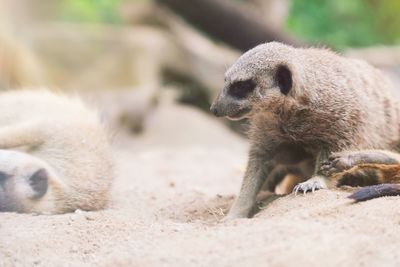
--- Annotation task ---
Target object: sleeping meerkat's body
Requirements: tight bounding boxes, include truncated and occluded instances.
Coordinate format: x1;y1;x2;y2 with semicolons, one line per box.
320;150;400;201
0;89;113;214
211;42;400;219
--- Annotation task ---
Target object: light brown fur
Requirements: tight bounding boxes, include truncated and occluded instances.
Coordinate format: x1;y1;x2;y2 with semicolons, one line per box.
211;42;400;219
0;89;114;214
320;150;400;201
333;164;400;186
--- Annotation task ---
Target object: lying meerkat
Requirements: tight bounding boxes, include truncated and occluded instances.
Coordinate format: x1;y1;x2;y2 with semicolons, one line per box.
320;150;400;201
210;42;400;219
0;89;113;214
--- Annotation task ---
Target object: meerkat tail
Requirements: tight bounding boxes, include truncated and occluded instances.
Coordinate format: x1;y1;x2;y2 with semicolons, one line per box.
348;184;400;201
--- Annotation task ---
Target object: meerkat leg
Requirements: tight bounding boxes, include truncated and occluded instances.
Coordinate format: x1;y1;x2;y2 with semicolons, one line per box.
0;121;45;149
225;148;274;220
264;165;308;194
293;148;330;194
262;165;289;192
320;150;400;177
275;173;305;195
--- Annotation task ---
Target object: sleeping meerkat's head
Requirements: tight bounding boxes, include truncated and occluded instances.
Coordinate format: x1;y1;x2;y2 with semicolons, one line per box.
0;150;61;214
210;42;296;120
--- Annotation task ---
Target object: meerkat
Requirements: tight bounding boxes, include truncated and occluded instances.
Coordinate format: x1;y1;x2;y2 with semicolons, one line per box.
0;89;113;214
319;150;400;201
210;42;400;219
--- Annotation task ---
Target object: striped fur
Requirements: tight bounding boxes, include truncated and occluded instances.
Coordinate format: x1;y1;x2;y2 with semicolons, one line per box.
332;164;400;201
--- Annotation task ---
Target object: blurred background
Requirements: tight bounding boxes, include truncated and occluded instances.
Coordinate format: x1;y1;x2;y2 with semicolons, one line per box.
0;0;399;138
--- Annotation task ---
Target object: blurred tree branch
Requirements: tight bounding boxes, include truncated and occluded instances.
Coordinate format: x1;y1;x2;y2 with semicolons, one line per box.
155;0;304;51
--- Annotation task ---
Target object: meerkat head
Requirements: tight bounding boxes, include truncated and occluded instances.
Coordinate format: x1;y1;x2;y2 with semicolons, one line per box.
210;42;296;120
0;150;60;213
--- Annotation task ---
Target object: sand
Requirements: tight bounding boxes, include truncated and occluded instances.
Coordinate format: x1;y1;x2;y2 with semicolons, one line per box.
1;101;400;267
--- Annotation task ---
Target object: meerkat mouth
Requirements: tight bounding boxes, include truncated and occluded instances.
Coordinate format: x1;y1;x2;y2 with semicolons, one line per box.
227;108;251;121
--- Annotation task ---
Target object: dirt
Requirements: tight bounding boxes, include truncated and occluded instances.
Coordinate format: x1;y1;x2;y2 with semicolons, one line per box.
1;101;400;267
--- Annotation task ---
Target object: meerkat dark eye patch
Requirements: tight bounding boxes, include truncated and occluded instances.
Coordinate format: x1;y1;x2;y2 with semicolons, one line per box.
228;79;256;99
0;171;7;186
276;65;292;95
28;168;48;199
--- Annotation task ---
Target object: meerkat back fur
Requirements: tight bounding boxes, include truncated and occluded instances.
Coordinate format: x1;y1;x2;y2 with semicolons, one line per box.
0;89;113;214
211;42;400;219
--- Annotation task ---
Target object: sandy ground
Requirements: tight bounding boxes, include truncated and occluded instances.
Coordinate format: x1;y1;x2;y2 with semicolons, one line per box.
1;101;400;267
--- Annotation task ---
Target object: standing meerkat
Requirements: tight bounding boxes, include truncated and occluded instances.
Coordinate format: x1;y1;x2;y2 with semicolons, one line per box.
211;42;400;219
0;89;113;214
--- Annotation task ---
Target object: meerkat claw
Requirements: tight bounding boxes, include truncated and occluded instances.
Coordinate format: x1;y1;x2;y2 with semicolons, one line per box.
294;185;301;196
320;159;340;176
293;179;326;195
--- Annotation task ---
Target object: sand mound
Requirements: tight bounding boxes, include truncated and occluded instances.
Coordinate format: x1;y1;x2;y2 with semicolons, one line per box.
1;102;400;267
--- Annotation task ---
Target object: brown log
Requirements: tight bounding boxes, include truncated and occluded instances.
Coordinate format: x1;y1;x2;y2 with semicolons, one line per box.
155;0;303;51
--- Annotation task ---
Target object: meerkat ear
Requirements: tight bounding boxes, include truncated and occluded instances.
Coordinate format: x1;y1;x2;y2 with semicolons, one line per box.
28;168;48;199
275;64;293;95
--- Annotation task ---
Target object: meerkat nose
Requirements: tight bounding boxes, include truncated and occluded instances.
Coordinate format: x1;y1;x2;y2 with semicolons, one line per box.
210;104;220;116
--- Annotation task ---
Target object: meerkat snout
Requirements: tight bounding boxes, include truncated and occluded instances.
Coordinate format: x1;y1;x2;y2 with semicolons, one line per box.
0;150;56;213
209;102;220;116
210;79;256;120
0;168;48;212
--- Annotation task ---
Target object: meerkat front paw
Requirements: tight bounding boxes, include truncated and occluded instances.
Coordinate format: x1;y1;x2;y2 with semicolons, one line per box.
320;152;355;176
293;175;328;194
222;205;253;221
221;213;244;222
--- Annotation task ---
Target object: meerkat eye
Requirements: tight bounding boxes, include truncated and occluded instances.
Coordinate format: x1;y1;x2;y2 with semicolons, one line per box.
228;79;256;99
28;168;48;199
276;65;292;95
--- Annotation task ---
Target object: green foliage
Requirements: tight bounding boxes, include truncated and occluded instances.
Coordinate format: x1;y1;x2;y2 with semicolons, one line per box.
287;0;400;49
59;0;129;23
